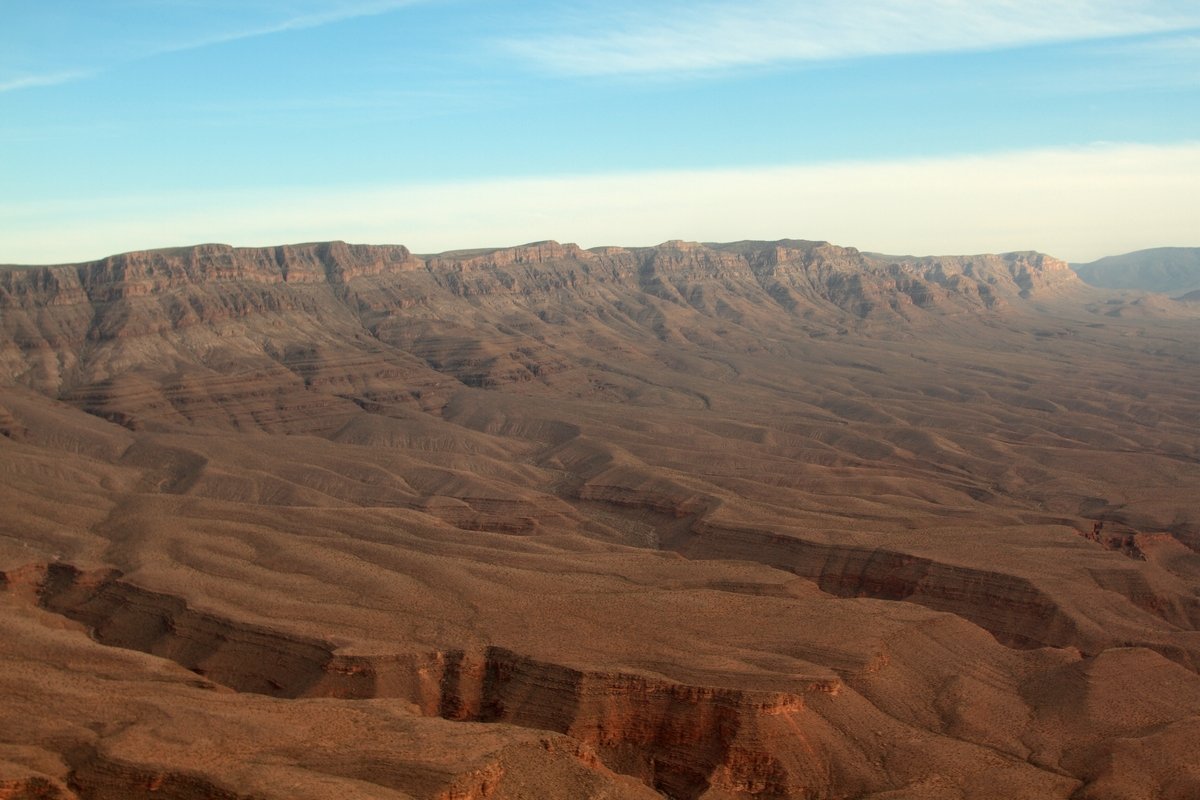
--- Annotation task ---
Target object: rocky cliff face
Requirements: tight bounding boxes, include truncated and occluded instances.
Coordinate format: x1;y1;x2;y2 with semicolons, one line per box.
0;239;1076;392
0;240;1082;440
0;558;1148;800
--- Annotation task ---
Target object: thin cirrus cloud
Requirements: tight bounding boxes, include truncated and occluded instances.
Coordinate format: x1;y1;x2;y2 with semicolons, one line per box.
144;0;428;58
3;142;1197;265
0;0;425;93
0;70;91;94
502;0;1200;76
1069;33;1200;90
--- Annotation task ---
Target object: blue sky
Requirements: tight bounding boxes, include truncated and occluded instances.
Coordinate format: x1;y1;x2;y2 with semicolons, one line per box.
3;0;1199;263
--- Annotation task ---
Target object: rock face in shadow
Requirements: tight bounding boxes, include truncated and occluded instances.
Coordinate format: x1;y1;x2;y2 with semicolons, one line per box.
1;238;1199;799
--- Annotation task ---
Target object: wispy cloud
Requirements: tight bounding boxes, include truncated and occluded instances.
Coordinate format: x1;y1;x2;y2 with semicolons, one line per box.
146;0;427;57
503;0;1200;76
1067;32;1200;91
0;71;91;93
4;142;1199;264
0;1;426;94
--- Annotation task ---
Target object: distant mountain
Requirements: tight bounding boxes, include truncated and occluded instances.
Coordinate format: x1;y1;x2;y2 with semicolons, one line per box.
0;240;1082;400
1073;247;1200;297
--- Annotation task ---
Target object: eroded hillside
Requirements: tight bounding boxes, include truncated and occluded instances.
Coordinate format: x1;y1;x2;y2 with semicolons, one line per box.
2;239;1199;799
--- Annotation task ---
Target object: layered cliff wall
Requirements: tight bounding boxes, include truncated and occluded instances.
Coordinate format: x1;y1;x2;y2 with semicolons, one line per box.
0;239;1079;395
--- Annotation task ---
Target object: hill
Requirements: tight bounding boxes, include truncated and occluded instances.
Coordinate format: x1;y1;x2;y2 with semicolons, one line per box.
1073;246;1200;297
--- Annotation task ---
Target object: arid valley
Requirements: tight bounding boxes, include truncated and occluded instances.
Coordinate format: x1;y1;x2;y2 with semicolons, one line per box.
1;238;1199;799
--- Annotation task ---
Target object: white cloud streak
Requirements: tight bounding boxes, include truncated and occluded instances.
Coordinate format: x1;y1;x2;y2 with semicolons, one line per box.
0;1;424;94
3;142;1198;265
0;71;91;93
504;0;1200;75
146;0;426;57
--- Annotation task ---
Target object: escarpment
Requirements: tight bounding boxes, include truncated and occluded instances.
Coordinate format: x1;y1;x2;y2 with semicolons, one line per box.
2;237;1199;798
0;561;1135;800
0;239;1078;396
668;518;1200;671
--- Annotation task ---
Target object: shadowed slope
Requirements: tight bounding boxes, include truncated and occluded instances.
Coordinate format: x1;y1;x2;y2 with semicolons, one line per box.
1073;247;1200;296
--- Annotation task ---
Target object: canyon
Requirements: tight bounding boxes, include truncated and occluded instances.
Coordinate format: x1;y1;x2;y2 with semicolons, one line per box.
1;238;1199;799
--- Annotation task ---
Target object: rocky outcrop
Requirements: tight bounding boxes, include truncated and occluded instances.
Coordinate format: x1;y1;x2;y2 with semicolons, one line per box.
0;562;878;799
0;776;72;800
7;556;1116;800
0;777;70;800
679;521;1073;646
67;749;251;800
669;518;1200;672
448;648;835;800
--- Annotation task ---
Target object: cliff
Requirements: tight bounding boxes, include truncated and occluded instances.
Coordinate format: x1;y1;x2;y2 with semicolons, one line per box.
0;239;1077;394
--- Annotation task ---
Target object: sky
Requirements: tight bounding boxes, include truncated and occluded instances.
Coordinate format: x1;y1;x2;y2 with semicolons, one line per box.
2;0;1199;264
